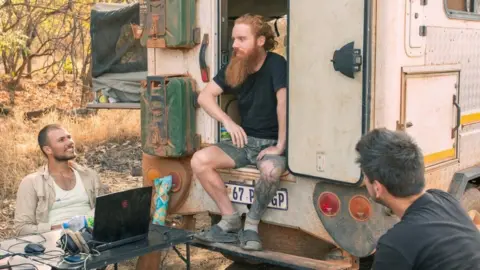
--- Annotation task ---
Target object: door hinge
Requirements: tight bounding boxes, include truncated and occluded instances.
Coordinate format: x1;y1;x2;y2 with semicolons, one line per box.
419;25;427;36
420;0;427;6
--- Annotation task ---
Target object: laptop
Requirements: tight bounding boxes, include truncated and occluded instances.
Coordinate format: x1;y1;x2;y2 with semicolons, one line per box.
91;186;153;251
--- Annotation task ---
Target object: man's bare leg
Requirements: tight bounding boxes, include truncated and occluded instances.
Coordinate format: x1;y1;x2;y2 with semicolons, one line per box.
241;155;286;250
191;146;242;234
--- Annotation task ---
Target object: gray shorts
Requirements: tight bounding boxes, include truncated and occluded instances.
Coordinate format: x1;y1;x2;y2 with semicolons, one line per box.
215;136;286;170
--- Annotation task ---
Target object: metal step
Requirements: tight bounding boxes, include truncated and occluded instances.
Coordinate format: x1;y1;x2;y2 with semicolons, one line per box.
190;240;352;270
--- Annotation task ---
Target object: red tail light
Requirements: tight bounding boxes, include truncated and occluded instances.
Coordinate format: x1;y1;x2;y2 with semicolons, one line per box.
318;192;341;217
349;195;372;221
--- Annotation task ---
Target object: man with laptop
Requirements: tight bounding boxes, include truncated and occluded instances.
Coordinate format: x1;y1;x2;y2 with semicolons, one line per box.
14;124;153;248
14;124;107;236
11;124;183;270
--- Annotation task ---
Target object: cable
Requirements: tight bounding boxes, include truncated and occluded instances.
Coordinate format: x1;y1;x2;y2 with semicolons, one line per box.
5;234;47;253
57;226;104;269
3;228;108;269
32;250;65;260
0;228;107;269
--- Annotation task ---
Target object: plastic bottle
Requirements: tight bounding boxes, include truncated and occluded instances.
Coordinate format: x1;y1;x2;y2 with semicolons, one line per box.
62;216;87;231
86;216;94;229
220;126;231;141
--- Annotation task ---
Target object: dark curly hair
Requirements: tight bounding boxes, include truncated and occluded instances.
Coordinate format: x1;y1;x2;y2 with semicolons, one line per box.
235;13;278;51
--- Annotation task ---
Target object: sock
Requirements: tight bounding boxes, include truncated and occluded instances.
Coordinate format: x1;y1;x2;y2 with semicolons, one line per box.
243;216;260;233
217;212;241;232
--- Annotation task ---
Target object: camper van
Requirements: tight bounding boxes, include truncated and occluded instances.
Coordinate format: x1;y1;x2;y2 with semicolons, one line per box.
88;0;480;269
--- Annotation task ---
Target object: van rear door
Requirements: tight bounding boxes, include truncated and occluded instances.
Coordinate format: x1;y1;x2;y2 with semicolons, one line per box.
287;0;372;184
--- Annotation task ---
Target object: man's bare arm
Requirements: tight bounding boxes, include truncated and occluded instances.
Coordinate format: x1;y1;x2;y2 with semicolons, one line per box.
198;81;248;147
197;81;231;125
276;88;287;151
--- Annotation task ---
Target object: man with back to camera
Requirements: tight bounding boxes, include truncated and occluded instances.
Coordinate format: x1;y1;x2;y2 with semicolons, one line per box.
355;128;480;269
14;124;105;236
191;13;287;251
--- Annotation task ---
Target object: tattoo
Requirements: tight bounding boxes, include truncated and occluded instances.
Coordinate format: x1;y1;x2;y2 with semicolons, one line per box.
248;157;286;220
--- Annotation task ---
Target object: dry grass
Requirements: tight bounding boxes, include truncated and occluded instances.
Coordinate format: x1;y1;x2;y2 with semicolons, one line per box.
0;109;140;200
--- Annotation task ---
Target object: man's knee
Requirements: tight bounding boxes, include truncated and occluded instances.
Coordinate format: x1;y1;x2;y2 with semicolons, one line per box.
191;149;213;174
258;158;286;182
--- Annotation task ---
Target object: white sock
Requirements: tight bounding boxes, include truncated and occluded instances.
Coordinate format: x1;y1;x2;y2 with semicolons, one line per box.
217;212;241;232
243;216;260;232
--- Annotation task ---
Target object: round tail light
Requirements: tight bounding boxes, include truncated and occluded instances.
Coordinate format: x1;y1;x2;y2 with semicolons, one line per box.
146;169;161;183
318;192;341;217
349;195;372;222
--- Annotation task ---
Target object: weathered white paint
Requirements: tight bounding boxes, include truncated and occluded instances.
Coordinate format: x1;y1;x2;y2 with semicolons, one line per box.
404;72;458;160
287;0;365;184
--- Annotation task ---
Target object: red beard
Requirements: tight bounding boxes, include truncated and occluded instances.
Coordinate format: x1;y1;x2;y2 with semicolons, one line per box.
225;47;262;88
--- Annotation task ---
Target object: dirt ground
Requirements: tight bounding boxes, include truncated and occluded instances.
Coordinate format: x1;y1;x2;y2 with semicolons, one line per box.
0;138;288;270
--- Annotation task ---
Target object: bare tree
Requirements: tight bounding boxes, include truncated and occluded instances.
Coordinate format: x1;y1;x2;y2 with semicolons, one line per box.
0;0;93;105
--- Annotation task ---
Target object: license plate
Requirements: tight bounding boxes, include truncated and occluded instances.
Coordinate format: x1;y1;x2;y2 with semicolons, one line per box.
225;183;288;211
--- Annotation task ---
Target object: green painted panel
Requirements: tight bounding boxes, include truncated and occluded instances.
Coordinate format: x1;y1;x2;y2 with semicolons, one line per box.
165;0;196;48
141;76;199;157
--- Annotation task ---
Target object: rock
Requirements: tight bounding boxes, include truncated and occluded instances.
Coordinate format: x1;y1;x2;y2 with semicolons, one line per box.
131;166;142;177
0;105;11;116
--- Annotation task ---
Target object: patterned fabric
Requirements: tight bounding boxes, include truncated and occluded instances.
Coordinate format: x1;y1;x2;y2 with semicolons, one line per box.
152;175;172;225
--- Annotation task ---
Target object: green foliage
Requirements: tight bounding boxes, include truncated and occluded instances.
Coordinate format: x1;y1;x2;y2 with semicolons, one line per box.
63;57;74;74
0;30;29;59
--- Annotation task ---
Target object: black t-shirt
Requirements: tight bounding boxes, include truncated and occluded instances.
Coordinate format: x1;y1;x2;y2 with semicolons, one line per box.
374;189;480;270
213;52;287;140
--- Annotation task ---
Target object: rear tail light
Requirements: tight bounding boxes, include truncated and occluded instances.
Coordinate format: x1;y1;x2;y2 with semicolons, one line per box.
349;195;372;222
318;192;341;217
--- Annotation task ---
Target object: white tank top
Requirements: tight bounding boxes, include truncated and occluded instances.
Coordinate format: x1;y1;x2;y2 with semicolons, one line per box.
48;169;92;225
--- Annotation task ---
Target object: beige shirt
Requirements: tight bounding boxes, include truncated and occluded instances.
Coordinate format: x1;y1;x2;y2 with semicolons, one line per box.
14;162;106;236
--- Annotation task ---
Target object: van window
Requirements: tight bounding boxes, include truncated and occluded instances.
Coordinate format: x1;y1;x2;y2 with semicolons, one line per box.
445;0;480;20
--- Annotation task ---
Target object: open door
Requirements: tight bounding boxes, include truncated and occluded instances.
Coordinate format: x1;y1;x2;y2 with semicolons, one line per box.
287;0;372;184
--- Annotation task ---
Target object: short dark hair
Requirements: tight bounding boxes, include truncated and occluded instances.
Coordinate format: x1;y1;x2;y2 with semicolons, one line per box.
38;124;63;156
355;128;425;197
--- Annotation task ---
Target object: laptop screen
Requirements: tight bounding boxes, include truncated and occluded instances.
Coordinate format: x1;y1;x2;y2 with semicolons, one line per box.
92;186;153;243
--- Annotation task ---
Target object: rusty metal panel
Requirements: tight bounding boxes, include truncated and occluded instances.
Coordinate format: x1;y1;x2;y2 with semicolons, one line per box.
139;0;197;48
141;76;200;157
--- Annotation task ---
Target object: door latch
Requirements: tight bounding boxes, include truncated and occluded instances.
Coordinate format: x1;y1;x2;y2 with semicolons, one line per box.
330;41;362;79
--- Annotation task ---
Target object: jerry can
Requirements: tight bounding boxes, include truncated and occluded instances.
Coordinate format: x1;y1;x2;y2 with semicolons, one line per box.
139;0;198;48
141;76;200;157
